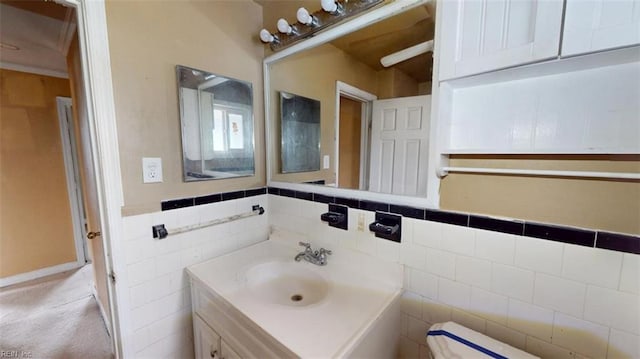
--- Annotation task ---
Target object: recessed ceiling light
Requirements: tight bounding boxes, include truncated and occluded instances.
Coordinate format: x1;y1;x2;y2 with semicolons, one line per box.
0;42;20;51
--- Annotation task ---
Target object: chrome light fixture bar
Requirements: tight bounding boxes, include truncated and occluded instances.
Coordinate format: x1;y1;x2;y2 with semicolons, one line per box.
260;0;384;52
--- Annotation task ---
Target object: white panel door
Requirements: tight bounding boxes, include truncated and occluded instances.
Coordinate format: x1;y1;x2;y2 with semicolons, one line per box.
194;315;221;359
369;96;431;196
439;0;564;81
562;0;640;57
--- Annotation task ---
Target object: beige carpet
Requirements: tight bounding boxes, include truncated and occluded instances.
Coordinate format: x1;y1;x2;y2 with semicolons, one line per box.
0;266;114;359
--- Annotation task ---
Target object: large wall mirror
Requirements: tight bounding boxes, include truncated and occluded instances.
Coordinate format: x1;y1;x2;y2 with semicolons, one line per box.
177;65;255;181
266;0;436;202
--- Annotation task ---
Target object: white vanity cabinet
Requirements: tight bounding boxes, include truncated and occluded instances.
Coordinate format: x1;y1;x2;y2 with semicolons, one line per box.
562;0;640;57
438;0;564;81
190;281;296;359
193;315;220;359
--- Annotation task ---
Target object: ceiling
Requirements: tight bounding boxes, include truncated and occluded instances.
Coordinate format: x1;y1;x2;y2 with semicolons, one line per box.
0;0;76;77
330;4;434;83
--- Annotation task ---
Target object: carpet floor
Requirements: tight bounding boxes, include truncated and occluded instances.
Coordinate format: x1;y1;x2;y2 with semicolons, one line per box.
0;265;113;359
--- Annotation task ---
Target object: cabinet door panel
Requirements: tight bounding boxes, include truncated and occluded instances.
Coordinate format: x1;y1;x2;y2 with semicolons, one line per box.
562;0;640;57
439;0;564;80
194;315;221;359
221;339;242;359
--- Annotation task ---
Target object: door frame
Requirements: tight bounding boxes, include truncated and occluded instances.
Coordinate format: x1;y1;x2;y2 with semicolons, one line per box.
56;0;127;357
56;97;88;266
335;81;377;189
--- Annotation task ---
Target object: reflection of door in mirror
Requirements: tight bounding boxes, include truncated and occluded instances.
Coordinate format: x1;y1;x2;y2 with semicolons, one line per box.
369;95;431;196
338;96;362;190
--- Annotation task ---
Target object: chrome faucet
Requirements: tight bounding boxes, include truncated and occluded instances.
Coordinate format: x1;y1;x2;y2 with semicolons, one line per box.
294;242;332;266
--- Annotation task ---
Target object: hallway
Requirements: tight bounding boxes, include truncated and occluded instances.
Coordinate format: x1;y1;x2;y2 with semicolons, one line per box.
0;265;113;359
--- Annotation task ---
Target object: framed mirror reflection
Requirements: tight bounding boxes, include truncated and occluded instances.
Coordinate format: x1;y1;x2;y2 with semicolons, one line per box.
176;65;255;181
280;91;321;174
266;1;435;197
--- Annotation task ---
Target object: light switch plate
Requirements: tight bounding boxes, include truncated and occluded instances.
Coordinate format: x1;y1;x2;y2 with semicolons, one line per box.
323;155;330;169
142;157;163;183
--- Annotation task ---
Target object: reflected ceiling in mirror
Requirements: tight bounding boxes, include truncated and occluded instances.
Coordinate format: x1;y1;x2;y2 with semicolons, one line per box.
176;65;255;181
266;2;434;195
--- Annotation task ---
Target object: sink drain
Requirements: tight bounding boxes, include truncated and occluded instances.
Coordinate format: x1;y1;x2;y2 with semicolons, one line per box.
290;294;303;302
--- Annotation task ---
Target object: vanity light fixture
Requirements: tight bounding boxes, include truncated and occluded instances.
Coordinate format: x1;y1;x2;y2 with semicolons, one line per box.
277;18;298;35
259;0;384;52
321;0;343;15
259;29;280;44
296;7;318;27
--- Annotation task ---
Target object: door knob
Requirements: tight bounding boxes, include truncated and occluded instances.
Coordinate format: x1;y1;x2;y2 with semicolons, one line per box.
87;231;101;239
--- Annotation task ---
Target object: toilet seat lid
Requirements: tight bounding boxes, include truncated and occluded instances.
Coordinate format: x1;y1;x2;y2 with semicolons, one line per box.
426;322;539;359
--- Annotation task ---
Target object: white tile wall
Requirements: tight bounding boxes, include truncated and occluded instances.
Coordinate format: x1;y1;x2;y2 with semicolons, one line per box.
619;253;640;295
118;194;640;358
119;195;269;358
269;195;640;359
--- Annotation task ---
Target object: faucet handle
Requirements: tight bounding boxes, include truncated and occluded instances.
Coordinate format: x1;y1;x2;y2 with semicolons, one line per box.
319;248;332;256
298;241;311;249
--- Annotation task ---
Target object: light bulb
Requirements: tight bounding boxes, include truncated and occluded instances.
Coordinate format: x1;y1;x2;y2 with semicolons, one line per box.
277;18;293;34
297;7;314;25
259;29;274;43
321;0;338;13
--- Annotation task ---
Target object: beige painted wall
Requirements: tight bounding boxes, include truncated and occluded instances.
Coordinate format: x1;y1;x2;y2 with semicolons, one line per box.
0;69;77;277
105;0;265;215
440;156;640;235
269;43;379;184
376;68;419;99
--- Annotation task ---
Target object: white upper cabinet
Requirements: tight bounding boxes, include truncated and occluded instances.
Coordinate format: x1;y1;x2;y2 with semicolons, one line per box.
562;0;640;57
439;0;564;81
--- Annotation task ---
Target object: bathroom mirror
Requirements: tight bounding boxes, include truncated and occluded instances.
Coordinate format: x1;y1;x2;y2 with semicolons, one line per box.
280;92;321;173
266;0;436;198
176;65;255;181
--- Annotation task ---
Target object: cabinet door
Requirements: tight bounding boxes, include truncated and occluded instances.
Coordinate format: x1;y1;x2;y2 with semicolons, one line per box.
221;339;242;359
194;315;221;359
562;0;640;57
439;0;564;80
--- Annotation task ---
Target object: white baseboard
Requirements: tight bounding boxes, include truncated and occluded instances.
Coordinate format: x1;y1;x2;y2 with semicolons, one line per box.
0;261;81;288
90;283;112;337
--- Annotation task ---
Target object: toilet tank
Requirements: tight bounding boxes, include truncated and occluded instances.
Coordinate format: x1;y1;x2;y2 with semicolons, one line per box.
426;322;539;359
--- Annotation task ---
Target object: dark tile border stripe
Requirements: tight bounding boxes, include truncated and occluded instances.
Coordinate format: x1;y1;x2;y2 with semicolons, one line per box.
245;188;267;197
295;191;313;201
469;215;524;236
596;232;640;254
390;205;425;220
194;194;221;206
426;209;469;227
313;193;335;204
524;222;595;247
266;186;639;255
222;190;244;201
359;200;389;212
161;197;194;211
162;187;267;212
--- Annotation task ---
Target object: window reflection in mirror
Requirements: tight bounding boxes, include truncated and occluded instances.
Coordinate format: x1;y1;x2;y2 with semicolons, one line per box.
176;65;255;181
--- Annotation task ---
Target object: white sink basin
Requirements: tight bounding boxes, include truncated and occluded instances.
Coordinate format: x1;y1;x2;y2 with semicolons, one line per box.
187;231;404;358
245;261;329;307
